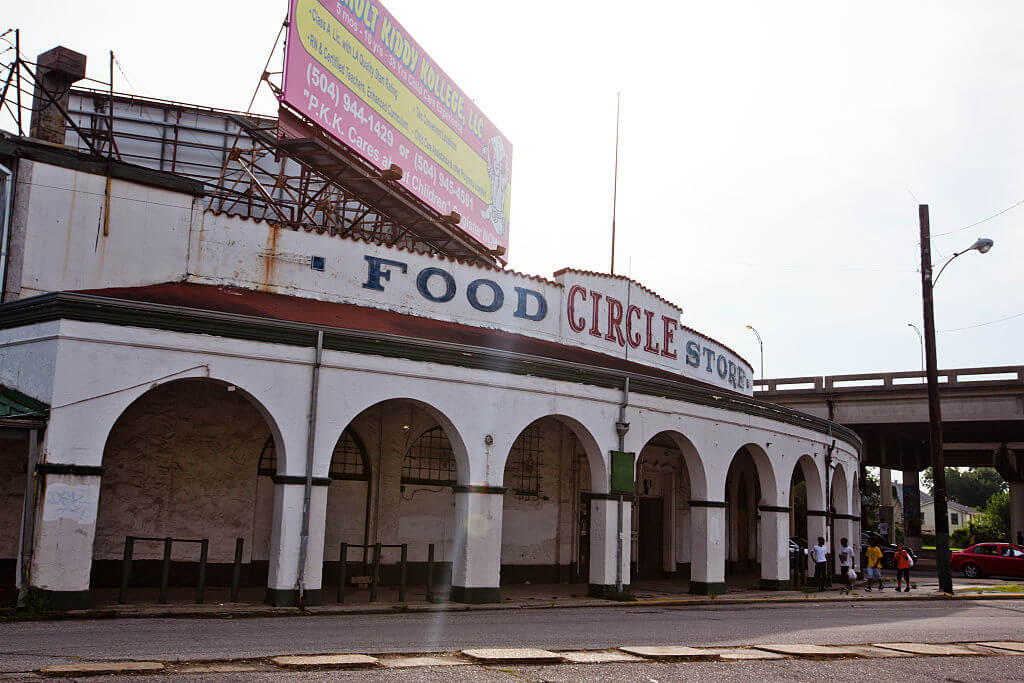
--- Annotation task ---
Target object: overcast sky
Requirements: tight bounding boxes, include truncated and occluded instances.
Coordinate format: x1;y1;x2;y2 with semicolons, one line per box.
4;1;1022;380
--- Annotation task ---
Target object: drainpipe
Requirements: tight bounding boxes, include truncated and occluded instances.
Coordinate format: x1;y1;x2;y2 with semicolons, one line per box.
0;162;14;301
614;378;631;592
825;437;836;576
297;330;323;608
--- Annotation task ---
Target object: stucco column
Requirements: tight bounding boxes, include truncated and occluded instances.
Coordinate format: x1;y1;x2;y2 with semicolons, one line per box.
29;468;103;610
758;506;790;590
588;495;631;597
265;481;328;607
688;501;726;595
451;487;504;604
1010;482;1024;546
902;469;923;554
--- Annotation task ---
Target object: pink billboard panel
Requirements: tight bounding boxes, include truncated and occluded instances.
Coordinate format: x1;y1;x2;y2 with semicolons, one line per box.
282;0;512;255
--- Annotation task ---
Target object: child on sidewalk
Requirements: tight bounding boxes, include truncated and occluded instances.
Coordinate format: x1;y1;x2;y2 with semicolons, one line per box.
865;539;884;592
895;544;912;592
838;537;855;595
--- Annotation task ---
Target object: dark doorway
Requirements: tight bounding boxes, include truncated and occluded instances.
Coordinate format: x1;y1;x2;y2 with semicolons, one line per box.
577;494;591;582
637;497;664;579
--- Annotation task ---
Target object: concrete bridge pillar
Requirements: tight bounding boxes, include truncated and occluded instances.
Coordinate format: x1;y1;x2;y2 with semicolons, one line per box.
879;468;894;541
687;502;726;595
1011;482;1024;547
902;469;923;553
757;506;790;590
450;487;504;604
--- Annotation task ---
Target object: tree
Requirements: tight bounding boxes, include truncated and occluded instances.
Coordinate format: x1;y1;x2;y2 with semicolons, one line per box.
922;467;1007;509
952;489;1012;547
982;490;1011;539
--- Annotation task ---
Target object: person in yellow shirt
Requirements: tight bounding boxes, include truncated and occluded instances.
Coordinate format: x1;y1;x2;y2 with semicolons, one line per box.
865;540;884;592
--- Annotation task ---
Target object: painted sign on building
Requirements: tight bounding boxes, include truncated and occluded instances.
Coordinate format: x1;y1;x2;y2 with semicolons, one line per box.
191;210;753;394
282;0;513;255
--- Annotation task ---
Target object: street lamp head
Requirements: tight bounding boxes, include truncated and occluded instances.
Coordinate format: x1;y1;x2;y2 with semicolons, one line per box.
969;238;994;254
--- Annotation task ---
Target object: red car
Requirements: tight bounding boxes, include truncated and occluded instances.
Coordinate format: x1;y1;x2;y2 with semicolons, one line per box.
951;543;1024;579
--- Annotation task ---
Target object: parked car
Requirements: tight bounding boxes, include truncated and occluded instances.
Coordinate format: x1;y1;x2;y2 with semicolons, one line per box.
860;532;917;569
951;543;1024;579
789;536;808;562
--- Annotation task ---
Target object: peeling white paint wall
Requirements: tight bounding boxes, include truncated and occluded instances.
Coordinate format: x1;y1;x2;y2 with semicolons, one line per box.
8;160;194;299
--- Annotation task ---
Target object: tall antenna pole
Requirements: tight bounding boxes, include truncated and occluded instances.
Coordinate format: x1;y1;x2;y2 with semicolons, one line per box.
610;91;621;275
15;29;23;136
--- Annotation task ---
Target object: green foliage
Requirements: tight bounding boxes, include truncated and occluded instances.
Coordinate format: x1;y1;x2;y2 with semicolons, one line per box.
923;467;1008;509
949;492;1011;548
983;490;1011;538
1;588;51;622
863;469;879;499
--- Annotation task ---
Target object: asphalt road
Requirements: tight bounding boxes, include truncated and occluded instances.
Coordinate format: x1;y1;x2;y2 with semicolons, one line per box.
2;599;1024;675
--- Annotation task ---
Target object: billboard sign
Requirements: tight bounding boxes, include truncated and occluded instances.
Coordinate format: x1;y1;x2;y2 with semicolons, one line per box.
282;0;512;255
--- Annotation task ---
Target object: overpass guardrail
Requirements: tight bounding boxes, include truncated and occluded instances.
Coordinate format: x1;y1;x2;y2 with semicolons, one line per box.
755;365;1024;394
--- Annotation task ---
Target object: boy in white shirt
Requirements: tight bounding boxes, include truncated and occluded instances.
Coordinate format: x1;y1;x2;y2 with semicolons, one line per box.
811;536;829;591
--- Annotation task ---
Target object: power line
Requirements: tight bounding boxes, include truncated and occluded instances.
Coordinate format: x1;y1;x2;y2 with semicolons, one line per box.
673;258;915;274
933;197;1024;237
939;311;1024;333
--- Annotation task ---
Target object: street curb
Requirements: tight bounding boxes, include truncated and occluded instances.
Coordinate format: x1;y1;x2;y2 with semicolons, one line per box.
28;640;1024;677
4;590;1023;622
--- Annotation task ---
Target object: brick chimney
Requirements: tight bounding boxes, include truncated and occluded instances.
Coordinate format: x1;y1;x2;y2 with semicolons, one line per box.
28;46;87;144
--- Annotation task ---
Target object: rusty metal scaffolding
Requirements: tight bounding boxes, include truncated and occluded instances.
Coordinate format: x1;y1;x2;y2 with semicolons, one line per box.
0;39;498;266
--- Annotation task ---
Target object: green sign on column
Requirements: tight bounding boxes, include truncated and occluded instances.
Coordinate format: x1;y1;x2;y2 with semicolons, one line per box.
610;451;636;494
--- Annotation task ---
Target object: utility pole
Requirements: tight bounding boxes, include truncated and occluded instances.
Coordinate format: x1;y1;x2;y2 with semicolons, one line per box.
918;204;953;594
610;92;620;275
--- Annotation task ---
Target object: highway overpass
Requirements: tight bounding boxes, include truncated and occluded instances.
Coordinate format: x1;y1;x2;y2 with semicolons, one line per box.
756;365;1024;548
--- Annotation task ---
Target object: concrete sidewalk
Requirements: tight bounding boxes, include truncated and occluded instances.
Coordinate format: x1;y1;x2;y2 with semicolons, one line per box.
9;574;1023;621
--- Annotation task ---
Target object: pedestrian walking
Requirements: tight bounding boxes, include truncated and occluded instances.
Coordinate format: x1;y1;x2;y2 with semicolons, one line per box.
865;539;884;592
811;536;829;591
838;537;855;594
1017;530;1023;547
895;544;912;592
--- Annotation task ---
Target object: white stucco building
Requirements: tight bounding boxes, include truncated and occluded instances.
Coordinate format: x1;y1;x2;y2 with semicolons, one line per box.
0;131;861;610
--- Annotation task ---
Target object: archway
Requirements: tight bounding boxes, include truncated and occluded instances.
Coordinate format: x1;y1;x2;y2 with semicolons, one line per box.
498;417;592;589
790;455;825;545
1;430;29;604
321;399;465;602
633;431;704;583
93;379;281;603
724;445;777;587
831;463;852;570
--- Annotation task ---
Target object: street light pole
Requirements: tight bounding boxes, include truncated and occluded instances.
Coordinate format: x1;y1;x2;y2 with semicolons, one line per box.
918;206;994;596
907;323;924;373
746;325;763;381
918;205;952;594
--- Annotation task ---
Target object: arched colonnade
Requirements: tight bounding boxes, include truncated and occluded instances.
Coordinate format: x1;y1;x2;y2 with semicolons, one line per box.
26;353;860;608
